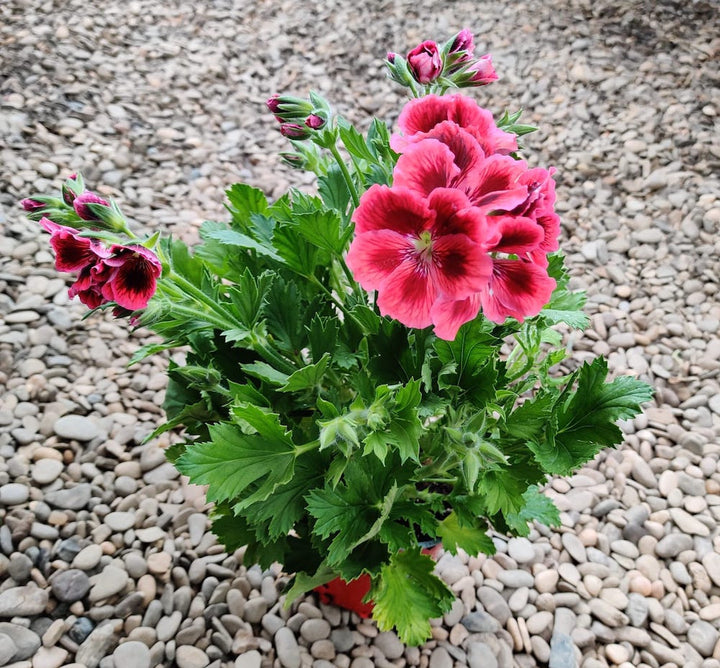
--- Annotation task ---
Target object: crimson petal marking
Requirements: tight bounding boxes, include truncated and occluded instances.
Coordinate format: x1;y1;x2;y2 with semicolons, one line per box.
376;258;436;330
490;215;544;255
352;184;432;236
393;139;460;198
346;230;415;292
430;235;493;301
481;259;556;324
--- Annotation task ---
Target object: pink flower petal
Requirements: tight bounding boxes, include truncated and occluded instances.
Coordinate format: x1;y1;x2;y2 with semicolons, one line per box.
352;185;432;236
346;230;415;292
489;215;544;255
456;154;528;213
481;260;556;324
101;246;162;310
430;235;493;300
430;293;482;340
375;258;436;330
426;189;497;246
392;139;460;198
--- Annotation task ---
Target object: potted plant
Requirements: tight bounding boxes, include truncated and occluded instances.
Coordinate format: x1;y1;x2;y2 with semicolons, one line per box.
22;29;652;645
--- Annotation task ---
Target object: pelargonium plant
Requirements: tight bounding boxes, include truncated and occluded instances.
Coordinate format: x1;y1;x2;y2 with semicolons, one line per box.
23;30;653;645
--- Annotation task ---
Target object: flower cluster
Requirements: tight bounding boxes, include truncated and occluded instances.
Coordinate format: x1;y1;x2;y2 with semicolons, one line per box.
267;93;328;140
347;94;559;340
24;174;162;315
386;28;498;92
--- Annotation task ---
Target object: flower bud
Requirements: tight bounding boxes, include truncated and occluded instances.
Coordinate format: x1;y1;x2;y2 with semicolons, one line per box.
305;114;325;130
267;95;314;122
73;191;111;220
20;198;45;212
454;54;498;87
279;152;305;169
406;40;442;84
386;52;397;64
279;122;311;140
62;173;83;205
449;29;474;56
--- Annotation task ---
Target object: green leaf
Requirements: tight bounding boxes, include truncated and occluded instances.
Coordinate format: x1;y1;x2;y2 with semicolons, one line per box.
176;409;297;507
337;118;376;162
240;361;290;386
505;392;557;440
226;269;273;328
505;485;560;536
203;226;283;262
284;564;338;607
308;315;338;362
294;210;346;256
318;165;352;217
437;512;496;556
240;454;325;538
225;183;269;228
263;278;305;354
529;358;654;475
279;353;331;393
371;548;455;645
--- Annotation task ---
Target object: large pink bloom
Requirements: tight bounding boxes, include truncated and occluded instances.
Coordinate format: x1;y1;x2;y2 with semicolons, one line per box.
393;137;529;215
391;94;517;156
40;217;110;272
99;245;162;310
346;185;494;334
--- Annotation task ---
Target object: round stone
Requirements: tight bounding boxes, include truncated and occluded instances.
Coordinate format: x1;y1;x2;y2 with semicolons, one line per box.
104;512;136;532
0;484;30;506
53;415;100;441
113;640;151;668
31;458;64;485
51;569;91;602
507;537;536;564
72;544;103;571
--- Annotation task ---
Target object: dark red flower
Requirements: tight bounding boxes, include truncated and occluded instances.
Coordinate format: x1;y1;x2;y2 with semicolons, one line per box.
99;245;162;310
39;217;110;273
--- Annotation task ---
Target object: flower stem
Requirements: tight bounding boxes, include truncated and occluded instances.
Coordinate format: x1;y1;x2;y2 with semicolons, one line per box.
328;143;360;209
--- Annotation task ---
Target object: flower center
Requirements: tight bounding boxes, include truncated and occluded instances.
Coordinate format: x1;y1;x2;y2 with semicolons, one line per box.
412;230;434;267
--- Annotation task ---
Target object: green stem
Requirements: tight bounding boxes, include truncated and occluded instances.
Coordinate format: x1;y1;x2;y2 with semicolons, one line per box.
328;143;360;209
295;440;320;456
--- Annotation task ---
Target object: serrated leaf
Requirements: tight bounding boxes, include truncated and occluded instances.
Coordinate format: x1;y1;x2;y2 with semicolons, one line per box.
308;315;339;362
203;226;283;262
529;358;654;475
337;119;376;162
226;269;273;328
318;164;352;216
225;183;269;228
176;415;297;507
505;392;557;440
279;353;331;393
241;361;290;386
371;548;455;645
437;512;496;556
505;485;560;536
284;563;338;607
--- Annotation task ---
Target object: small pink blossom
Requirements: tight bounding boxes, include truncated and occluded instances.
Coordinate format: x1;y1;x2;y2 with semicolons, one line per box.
407;41;442;84
305;114;325;129
73;191;110;220
391;94;517;156
99;245;162;310
466;54;498;86
392;137;529;214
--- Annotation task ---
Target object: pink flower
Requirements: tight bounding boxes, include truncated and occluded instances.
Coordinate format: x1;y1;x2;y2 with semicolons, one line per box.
73;191;110;220
346;185;493;335
39;217;109;273
465;54;498;86
391;94;517;156
68;262;113;309
99;245;162;310
392;137;529;214
480;259;556;324
406;41;442;84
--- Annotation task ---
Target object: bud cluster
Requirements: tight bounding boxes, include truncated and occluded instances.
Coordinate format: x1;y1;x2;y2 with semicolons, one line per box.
266;92;331;141
385;28;498;94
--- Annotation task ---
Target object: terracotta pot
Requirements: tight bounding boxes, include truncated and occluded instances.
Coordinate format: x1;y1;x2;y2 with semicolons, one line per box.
313;543;443;617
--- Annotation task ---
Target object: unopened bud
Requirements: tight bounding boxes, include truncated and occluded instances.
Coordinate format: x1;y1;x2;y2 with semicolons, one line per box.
279;122;311;140
407;40;442;84
20;198;45;212
305;114;325;130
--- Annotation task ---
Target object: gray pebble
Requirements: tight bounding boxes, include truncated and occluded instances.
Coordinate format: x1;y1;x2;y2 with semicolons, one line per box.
53;415;100;441
51;568;91;602
113;640;151;668
275;627;301;668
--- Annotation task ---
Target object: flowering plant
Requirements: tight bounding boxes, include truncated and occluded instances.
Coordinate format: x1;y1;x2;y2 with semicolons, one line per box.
24;30;652;645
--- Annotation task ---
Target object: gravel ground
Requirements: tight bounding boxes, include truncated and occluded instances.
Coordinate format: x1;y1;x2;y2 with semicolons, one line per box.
1;0;720;667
